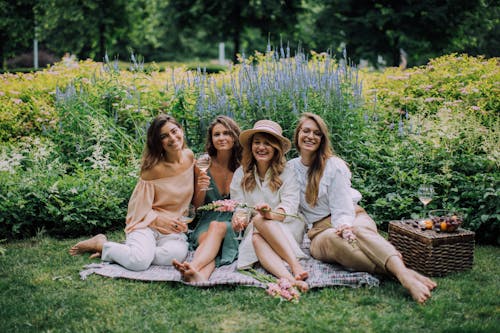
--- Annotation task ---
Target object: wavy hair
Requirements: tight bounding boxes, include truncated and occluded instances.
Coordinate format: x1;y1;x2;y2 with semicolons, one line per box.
141;114;185;172
241;132;285;192
293;113;334;206
205;116;242;172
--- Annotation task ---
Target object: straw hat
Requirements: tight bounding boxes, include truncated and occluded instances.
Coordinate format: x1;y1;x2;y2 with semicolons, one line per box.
239;120;291;153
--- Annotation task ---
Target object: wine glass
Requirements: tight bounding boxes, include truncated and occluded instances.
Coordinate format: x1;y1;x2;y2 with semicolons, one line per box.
180;204;196;234
233;207;251;241
196;152;212;191
417;184;435;219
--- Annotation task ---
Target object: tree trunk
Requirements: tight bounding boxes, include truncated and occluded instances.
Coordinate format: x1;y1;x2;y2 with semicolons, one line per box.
232;31;240;63
99;22;105;62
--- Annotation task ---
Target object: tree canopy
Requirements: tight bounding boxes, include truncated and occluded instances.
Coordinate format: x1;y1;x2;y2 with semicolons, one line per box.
1;0;498;69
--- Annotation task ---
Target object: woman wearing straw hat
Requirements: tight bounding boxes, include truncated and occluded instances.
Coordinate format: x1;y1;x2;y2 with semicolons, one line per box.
230;119;309;291
289;113;437;303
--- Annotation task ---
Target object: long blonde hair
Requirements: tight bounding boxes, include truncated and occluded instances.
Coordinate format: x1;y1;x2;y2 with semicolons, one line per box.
241;133;285;192
293;113;334;206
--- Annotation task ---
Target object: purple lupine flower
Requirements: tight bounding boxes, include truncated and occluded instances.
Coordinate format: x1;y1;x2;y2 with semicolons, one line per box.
398;120;404;136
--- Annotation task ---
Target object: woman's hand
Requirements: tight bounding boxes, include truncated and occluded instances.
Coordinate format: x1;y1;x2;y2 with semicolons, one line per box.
254;203;273;220
157;215;188;234
197;170;211;191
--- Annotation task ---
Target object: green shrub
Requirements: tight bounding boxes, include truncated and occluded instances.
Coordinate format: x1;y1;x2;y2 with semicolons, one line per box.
0;138;137;238
355;54;499;243
0;52;498;244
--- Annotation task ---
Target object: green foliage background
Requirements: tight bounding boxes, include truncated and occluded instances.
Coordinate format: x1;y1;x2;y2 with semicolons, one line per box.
0;51;498;244
1;1;499;68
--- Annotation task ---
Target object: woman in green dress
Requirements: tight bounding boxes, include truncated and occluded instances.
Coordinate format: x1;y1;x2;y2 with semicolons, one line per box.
173;116;242;282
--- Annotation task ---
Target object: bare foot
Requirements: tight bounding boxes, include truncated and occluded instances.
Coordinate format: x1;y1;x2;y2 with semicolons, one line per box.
182;262;207;283
172;259;187;275
294;271;309;281
410;269;437;290
69;234;106;256
399;270;432;304
292;279;309;293
291;262;309;281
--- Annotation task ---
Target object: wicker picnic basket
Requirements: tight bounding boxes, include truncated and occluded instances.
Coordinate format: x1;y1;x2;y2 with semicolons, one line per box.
388;220;475;277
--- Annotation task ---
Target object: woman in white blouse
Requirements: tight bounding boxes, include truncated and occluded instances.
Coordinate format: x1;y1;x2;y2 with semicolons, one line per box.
289;113;437;303
230;120;309;291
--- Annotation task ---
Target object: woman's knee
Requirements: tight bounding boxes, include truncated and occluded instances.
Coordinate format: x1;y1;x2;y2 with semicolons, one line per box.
207;221;227;237
252;233;264;248
127;252;154;271
251;215;266;228
154;241;188;266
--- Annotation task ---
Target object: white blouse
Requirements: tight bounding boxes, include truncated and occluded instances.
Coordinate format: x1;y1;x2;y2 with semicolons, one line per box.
230;164;307;269
288;156;362;228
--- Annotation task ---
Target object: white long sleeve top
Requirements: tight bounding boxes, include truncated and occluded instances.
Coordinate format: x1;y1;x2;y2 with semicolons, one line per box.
230;164;306;268
288;156;362;228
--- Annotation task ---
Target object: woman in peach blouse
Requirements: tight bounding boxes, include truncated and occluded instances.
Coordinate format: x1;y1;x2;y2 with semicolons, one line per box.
69;114;193;271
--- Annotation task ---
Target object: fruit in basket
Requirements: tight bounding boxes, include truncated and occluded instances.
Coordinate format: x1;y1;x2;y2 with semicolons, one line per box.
429;210;463;232
440;221;448;231
418;219;434;230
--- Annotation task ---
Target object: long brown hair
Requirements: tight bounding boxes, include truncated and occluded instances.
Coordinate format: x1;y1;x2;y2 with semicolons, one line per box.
241;132;285;192
141;114;185;172
205;115;242;172
293;113;334;206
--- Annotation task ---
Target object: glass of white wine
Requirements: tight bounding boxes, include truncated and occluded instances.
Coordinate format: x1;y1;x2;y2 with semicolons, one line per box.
233;207;251;241
417;184;435;219
180;204;196;234
196;152;212;191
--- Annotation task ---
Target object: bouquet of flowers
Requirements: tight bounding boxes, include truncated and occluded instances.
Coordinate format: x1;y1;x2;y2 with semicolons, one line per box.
197;199;302;219
241;269;301;303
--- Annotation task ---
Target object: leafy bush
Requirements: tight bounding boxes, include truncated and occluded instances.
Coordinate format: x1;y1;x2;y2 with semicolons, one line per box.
0;50;498;244
355;54;499;243
0;137;137;238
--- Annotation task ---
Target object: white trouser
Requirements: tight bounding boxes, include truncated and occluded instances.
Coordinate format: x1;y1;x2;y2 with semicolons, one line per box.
101;227;188;271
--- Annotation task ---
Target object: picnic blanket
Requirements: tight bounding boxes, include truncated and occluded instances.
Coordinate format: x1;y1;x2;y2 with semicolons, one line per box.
79;238;380;289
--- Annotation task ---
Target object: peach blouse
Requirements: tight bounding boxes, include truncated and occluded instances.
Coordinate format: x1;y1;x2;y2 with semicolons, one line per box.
124;164;194;234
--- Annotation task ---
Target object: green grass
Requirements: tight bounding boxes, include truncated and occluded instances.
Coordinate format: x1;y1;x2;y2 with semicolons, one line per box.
1;232;499;333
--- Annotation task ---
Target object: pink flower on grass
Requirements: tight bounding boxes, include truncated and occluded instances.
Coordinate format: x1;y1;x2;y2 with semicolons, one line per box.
278;278;292;290
279;289;293;301
289;287;300;299
266;280;300;302
266;283;281;296
244;269;302;303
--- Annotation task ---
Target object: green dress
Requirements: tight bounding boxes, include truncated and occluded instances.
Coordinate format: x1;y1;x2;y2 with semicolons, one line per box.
189;170;239;267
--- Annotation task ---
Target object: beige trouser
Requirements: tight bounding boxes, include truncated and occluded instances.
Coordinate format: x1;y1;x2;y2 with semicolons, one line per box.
308;206;401;275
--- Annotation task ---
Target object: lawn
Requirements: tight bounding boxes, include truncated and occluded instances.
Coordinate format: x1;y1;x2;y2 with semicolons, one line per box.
0;231;498;333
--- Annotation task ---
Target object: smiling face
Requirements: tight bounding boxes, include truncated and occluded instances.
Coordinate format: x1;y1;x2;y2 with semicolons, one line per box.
160;121;184;153
251;133;276;166
211;123;235;152
296;118;324;154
